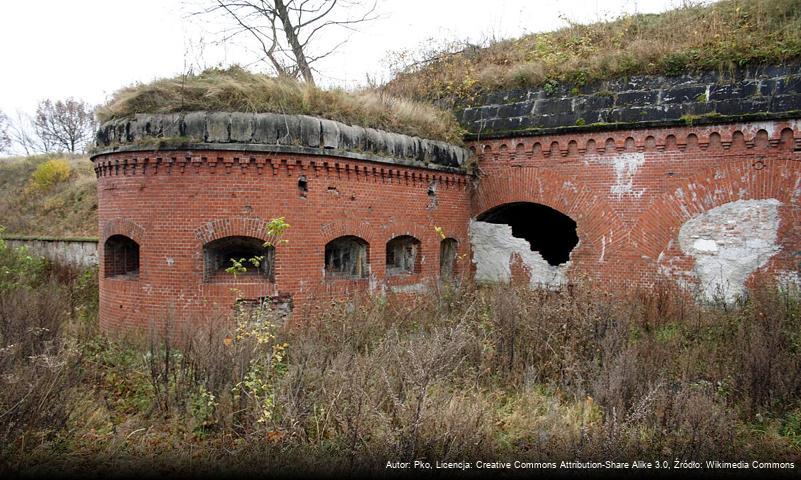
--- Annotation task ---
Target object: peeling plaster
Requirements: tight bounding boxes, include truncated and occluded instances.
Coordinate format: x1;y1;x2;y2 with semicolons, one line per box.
677;199;782;302
390;283;429;294
611;152;645;198
599;235;607;262
742;121;778;138
469;220;569;288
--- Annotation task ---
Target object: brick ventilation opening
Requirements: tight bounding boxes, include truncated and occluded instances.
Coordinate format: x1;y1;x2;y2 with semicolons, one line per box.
440;238;458;278
203;236;275;282
477;202;578;266
386;235;421;276
104;235;140;279
325;235;369;279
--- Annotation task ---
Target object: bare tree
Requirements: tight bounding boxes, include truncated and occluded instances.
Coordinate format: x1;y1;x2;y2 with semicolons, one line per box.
10;111;43;155
33;98;96;154
0;110;10;153
194;0;377;85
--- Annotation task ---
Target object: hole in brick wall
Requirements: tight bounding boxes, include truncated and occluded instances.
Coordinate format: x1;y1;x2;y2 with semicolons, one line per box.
477;202;578;266
204;236;274;282
428;181;437;197
325;236;369;279
104;235;139;279
235;294;293;325
298;175;308;197
440;238;458;278
386;235;421;276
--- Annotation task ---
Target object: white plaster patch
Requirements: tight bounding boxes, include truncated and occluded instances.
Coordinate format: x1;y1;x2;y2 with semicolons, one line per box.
742;120;778;138
692;239;718;253
390;282;429;294
677;199;782;303
777;271;801;293
599;235;607;262
610;152;645;199
469;220;569;288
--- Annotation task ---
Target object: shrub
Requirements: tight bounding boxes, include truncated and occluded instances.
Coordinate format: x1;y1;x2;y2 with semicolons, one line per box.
28;159;71;191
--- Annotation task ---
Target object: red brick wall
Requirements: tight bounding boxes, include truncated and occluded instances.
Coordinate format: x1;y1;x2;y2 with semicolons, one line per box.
94;120;801;333
469;120;801;290
93;151;471;334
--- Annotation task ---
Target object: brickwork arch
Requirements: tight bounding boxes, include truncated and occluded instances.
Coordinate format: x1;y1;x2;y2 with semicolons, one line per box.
102;218;145;245
192;217;273;246
472;167;630;278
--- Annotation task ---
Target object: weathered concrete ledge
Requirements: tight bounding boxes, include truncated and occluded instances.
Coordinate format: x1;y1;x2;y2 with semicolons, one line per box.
94;112;470;170
3;235;98;268
459;63;801;138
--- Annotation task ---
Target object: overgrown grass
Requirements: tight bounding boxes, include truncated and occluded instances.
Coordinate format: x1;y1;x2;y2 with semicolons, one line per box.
97;66;464;144
0;155;97;238
1;243;800;476
385;0;801;103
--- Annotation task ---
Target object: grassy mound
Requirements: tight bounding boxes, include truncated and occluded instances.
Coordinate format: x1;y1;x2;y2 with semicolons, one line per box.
97;66;464;144
0;155;97;238
386;0;801;103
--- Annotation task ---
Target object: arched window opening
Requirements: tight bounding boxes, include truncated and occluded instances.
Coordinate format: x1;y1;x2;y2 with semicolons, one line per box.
325;236;369;279
204;236;274;282
476;202;578;266
440;238;458;278
104;235;139;279
386;235;421;276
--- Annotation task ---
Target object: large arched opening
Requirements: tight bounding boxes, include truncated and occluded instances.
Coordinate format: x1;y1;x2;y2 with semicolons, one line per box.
476;202;578;266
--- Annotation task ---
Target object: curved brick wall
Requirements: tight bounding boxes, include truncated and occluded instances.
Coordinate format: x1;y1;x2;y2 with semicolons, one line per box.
93;67;801;334
92;116;471;334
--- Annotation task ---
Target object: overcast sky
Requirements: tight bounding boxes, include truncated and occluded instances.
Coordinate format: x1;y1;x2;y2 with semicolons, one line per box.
0;0;696;118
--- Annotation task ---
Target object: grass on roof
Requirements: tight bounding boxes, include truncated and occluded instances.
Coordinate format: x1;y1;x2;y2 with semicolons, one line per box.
97;66;464;144
384;0;801;103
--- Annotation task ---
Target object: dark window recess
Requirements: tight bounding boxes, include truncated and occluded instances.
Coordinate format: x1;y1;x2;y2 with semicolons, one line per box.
298;175;308;197
104;235;140;279
325;236;369;278
477;202;578;266
386;235;420;276
440;238;458;278
204;236;275;281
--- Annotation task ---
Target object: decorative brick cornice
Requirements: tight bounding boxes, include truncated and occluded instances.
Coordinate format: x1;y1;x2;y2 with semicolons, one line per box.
471;120;801;161
91;151;471;188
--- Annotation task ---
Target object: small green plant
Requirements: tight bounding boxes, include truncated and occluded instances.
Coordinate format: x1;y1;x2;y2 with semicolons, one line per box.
29;159;71;191
575;118;586;126
780;407;801;447
0;226;46;292
263;217;290;248
225;256;265;277
542;79;560;95
224;217;289;278
189;385;218;432
230;306;289;426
